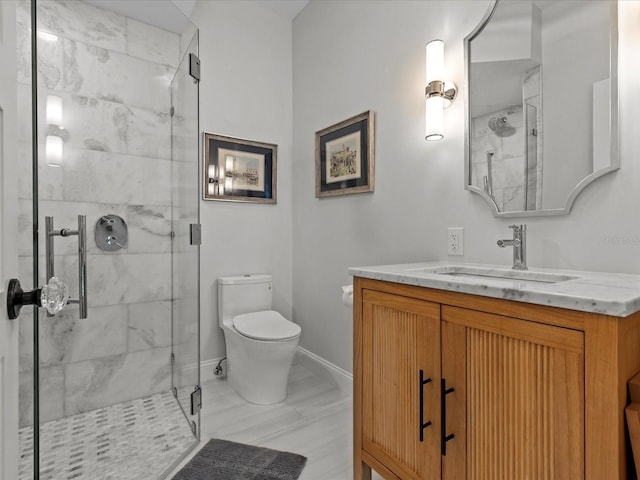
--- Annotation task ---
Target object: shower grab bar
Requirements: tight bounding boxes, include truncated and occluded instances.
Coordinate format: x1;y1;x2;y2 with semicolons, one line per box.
78;215;87;319
45;216;55;292
45;215;87;319
484;150;494;198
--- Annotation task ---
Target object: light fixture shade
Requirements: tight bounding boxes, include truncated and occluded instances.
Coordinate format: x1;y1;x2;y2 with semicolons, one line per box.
46;95;63;125
37;30;59;42
425;96;444;141
426;39;444;85
225;155;234;172
46;135;63;166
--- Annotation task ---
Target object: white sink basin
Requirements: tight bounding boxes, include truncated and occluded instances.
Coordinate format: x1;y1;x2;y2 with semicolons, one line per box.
405;265;579;285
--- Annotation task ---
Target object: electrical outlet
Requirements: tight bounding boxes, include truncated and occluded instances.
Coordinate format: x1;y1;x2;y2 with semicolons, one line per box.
448;227;464;255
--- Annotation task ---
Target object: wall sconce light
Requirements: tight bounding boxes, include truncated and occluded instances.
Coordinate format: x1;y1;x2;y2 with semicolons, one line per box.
45;135;63;166
37;30;58;43
207;161;230;196
425;39;457;141
224;155;234;192
207;165;217;196
46;95;69;167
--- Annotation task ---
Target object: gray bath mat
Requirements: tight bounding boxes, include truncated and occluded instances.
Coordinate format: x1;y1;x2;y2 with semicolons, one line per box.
172;438;307;480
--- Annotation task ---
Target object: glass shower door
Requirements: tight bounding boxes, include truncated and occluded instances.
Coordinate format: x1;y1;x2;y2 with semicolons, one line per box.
525;103;540;211
16;1;201;478
171;31;201;435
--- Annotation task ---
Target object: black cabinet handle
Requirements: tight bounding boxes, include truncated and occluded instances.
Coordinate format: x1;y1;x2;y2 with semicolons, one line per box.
441;378;455;455
419;370;432;442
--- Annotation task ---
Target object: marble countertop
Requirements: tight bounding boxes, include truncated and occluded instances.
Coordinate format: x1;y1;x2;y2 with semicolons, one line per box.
348;261;640;317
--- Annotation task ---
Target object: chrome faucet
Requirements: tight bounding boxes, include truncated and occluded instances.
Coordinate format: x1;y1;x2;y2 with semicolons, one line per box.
497;224;527;270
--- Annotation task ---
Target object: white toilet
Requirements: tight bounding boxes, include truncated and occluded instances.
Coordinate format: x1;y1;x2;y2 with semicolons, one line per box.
217;274;301;405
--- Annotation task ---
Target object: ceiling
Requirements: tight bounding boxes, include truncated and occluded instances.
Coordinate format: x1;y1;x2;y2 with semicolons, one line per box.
85;0;310;34
167;0;311;20
253;0;311;20
84;0;195;33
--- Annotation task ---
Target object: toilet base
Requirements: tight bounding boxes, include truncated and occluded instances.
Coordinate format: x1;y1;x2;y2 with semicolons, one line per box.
223;325;300;405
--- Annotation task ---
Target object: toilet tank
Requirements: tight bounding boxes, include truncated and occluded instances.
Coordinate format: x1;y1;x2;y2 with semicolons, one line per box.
217;274;273;324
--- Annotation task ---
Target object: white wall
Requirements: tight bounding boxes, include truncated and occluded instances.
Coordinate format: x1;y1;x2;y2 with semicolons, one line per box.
541;1;611;208
191;0;293;361
292;0;640;373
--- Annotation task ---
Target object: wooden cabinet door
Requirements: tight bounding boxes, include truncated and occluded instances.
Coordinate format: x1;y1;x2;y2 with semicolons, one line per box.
442;306;585;480
361;290;441;480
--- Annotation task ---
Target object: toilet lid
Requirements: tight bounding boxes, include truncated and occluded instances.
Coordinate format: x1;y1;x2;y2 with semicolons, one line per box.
233;310;301;341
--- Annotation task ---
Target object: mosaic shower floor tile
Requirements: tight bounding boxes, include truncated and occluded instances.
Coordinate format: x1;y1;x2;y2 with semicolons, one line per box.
19;391;196;480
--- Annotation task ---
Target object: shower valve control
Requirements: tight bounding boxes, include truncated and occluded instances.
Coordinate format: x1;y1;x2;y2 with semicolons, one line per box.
95;215;128;251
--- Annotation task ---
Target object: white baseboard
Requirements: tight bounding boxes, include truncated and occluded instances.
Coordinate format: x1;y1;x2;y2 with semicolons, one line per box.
193;349;353;395
179;357;226;384
294;346;353;396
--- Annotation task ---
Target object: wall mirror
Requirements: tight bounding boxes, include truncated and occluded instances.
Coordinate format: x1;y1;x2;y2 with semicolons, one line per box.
464;0;618;217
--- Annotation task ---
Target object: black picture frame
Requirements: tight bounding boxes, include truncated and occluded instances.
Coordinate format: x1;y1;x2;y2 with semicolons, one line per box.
203;132;277;204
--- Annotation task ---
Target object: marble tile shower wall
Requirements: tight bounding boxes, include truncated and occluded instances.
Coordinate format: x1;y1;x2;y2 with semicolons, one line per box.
522;66;542;210
471;67;542;213
16;0;180;427
471;106;526;212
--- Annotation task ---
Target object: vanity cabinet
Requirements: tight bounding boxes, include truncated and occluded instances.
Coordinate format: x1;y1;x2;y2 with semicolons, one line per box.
440;306;584;480
354;277;640;480
360;290;441;479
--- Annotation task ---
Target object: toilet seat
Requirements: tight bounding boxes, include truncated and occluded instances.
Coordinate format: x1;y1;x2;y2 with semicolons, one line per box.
233;310;301;341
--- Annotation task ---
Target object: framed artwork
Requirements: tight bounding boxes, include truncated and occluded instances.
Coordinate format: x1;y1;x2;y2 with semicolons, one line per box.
203;132;277;204
315;110;374;198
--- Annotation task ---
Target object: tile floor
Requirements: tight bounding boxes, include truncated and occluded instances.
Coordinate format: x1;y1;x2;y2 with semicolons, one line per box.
200;363;352;479
171;362;384;480
19;362;382;480
19;391;196;480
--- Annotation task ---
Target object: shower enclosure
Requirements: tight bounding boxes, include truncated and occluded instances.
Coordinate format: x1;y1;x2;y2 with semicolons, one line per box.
16;1;201;478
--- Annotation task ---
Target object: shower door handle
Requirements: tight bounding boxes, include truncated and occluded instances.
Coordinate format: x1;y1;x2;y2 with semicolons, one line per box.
45;216;55;287
76;215;87;318
45;215;87;319
6;276;69;320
